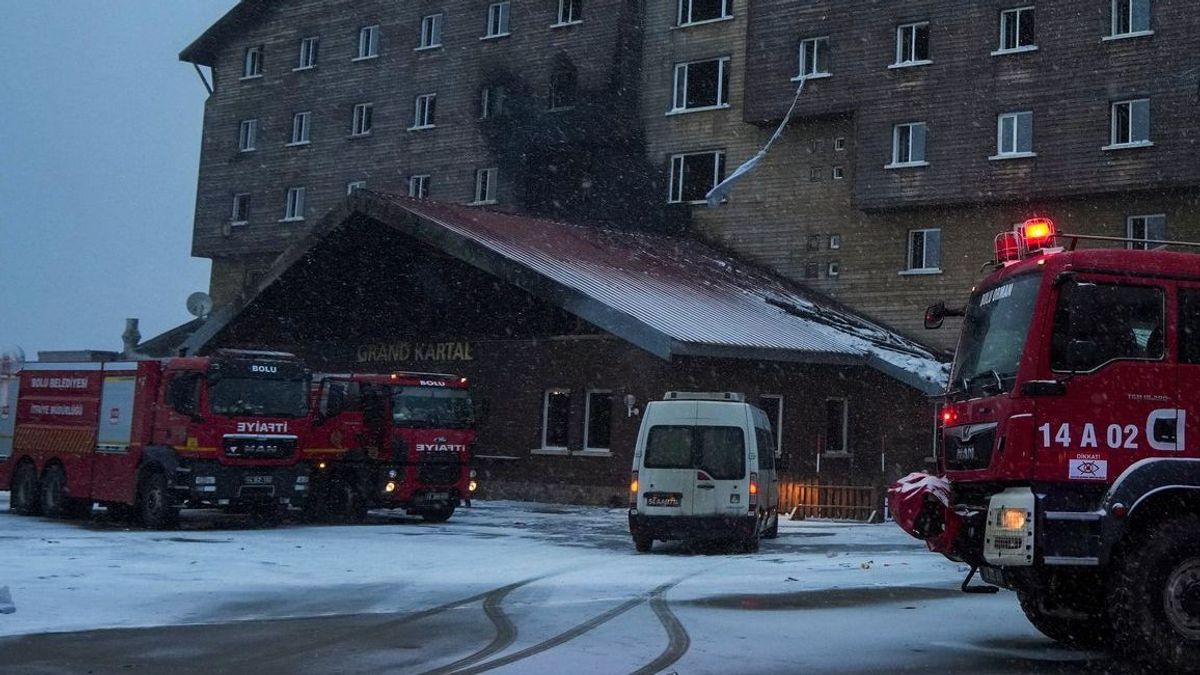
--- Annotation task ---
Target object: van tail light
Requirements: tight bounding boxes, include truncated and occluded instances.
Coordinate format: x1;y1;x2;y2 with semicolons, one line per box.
749;472;759;511
629;471;639;507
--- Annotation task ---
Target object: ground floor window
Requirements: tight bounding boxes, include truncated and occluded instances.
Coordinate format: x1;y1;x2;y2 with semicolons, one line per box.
824;398;847;453
583;390;612;452
542;389;570;451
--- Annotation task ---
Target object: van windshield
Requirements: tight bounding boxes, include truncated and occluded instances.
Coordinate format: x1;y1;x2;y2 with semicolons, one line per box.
644;425;745;480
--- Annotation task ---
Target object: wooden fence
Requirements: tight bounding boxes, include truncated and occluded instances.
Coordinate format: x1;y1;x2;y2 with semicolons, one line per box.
777;479;881;522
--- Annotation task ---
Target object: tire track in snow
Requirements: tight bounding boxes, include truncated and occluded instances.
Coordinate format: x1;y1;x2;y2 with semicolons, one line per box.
420;583;521;675
448;577;689;675
630;586;690;675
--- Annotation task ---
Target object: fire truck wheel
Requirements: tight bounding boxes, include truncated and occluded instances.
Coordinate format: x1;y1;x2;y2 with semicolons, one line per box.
421;504;456;523
328;479;368;523
138;473;180;530
633;534;653;553
11;462;40;516
38;465;69;518
1016;589;1107;649
740;535;761;554
763;512;780;539
1110;515;1200;669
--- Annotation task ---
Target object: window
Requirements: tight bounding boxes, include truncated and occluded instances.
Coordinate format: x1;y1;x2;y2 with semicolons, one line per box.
806;234;820;251
1111;0;1151;37
409;174;430;198
346;180;366;194
754;429;776;470
804;261;820;279
297;36;319;69
583;391;612;452
541;389;570;450
1050;280;1164;371
412;94;436;129
481;85;506;119
242;46;263;78
290;111;311;145
1127;214;1166;250
556;0;582;25
809;166;823;181
677;0;730;26
231;193;251;224
644;426;745;479
238;119;257;151
474;167;498;204
668;151;725;203
1181;290;1200;365
827;261;841;277
832;166;845;179
356;25;379;59
672;57;729;111
995;111;1033;157
283;187;305;221
758;395;784;457
997;7;1035;52
796;37;830;79
485;2;510;37
829;234;842;249
352;103;373;136
549;60;577;110
824;399;847;453
907;228;942;271
894;22;930;65
890;122;927;166
419;14;443;48
1109;99;1150;147
834;136;846;151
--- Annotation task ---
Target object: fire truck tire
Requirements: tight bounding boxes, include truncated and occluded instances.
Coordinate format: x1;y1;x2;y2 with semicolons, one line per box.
39;465;69;518
1016;589;1107;649
421;504;456;523
633;534;653;553
1109;515;1200;669
763;512;780;539
330;479;368;523
740;535;761;554
138;473;179;530
11;462;40;516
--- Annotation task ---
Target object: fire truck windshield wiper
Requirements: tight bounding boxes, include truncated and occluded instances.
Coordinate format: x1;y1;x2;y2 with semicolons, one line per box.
964;369;1005;396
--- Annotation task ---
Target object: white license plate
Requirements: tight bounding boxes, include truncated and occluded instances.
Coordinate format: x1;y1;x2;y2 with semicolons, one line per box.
427;492;449;501
244;475;273;485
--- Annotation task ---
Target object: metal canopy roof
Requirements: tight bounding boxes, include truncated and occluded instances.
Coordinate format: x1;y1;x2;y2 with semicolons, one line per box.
184;192;948;394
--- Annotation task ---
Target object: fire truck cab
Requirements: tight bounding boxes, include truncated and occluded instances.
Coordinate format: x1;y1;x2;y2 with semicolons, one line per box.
305;372;477;522
891;218;1200;667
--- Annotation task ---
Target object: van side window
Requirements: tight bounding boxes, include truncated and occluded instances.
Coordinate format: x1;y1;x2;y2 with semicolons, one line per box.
755;428;775;470
1182;290;1200;364
1051;281;1164;371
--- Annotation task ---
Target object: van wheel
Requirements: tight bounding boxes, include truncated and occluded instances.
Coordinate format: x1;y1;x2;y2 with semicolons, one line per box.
763;512;780;539
11;462;41;515
633;534;653;553
138;473;179;530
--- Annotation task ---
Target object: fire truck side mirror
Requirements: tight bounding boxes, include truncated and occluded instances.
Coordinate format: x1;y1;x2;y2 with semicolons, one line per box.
924;303;947;329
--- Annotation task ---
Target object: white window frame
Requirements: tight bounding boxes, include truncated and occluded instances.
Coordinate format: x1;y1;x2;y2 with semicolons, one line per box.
670;56;730;113
668;150;726;204
992;111;1035;159
579;389;613;456
793;36;831;81
473;167;498;205
355;25;380;60
238;119;257;152
1107;0;1153;39
1127;214;1167;250
832;165;845;180
483;1;511;39
411;93;437;130
536;388;571;455
554;0;583;27
346;180;366;195
296;36;319;70
241;46;263;79
887;122;928;168
282;187;306;222
418;14;444;49
676;0;731;27
824;397;849;455
288;111;311;146
834;136;846;151
231;193;251;225
408;174;430;198
994;6;1037;55
351;103;373;137
891;21;931;67
1105;98;1152;150
827;261;841;277
904;228;942;274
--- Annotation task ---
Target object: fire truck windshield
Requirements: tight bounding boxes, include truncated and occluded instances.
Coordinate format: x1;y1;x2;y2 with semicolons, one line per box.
392;386;475;428
949;273;1042;400
208;377;310;418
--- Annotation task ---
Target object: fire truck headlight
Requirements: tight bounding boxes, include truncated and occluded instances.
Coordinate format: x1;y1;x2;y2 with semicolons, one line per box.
388;469;398;479
194;476;216;485
468;480;478;493
469;469;477;479
384;481;397;493
998;508;1027;531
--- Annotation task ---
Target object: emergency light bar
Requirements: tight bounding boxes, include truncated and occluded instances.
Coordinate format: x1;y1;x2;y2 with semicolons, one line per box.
994;217;1059;265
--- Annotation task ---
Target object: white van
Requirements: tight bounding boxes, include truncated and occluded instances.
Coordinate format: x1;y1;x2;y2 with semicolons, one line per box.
628;392;780;552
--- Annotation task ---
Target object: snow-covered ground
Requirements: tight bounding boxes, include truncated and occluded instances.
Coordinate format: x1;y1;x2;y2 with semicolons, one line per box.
0;492;1116;673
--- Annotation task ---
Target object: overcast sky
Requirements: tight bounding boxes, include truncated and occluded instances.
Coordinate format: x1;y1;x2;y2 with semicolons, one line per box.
0;1;237;357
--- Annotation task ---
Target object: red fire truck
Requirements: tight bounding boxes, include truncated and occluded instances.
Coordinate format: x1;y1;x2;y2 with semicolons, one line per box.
890;217;1200;667
0;350;312;528
304;372;477;522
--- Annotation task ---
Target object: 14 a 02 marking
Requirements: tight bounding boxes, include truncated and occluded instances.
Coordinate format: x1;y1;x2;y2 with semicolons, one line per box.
1039;422;1139;450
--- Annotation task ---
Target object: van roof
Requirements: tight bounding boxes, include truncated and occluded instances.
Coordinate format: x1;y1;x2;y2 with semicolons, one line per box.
662;392;745;402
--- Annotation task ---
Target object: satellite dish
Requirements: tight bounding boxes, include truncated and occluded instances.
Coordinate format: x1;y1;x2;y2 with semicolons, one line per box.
0;346;25;376
186;292;214;319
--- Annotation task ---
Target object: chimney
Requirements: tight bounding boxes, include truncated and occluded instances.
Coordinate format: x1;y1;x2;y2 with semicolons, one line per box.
122;318;141;356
